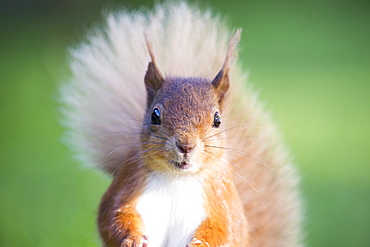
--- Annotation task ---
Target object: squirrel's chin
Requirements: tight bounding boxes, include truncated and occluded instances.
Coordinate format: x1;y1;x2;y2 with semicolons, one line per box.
173;161;191;170
169;160;200;174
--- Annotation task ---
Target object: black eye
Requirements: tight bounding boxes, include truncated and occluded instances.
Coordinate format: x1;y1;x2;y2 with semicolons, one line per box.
213;112;221;128
151;108;161;125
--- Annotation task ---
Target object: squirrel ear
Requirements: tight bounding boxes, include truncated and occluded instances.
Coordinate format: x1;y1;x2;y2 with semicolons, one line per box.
144;34;164;106
212;29;242;105
212;68;230;106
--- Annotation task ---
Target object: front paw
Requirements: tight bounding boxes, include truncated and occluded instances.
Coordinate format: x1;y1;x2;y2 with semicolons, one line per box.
121;235;148;247
186;238;210;247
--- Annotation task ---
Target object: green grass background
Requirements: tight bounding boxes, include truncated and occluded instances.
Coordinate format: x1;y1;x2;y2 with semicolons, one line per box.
0;0;369;246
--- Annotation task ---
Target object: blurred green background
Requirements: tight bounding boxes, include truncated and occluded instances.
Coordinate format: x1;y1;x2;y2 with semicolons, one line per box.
0;0;369;246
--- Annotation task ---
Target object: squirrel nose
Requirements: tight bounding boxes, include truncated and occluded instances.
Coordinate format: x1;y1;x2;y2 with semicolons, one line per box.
176;141;195;154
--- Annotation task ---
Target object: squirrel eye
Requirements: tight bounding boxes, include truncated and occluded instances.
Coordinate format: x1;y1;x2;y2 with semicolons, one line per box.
213;112;221;128
151;108;161;125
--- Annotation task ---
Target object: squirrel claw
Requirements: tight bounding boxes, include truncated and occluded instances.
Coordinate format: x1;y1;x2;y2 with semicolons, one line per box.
141;235;149;247
121;235;148;247
186;238;210;247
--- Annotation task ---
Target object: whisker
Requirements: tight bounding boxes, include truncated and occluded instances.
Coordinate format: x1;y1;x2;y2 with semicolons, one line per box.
111;148;164;177
149;134;169;142
228;165;258;193
79;145;165;199
202;127;235;140
78;169;110;200
80;142;165;176
80;155;127;175
204;135;257;142
140;146;166;154
201;150;258;193
107;142;165;156
203;149;244;174
96;129;143;138
205;144;270;169
202;124;258;140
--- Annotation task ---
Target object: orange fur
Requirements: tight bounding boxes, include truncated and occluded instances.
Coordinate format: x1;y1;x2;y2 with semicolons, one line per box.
62;2;302;247
193;170;249;246
98;153;148;246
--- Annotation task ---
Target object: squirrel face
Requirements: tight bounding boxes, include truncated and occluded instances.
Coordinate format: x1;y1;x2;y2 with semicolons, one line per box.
141;77;227;175
140;36;235;175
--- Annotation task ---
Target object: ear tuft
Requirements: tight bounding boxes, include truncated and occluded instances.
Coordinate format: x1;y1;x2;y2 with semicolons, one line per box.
144;33;164;107
212;29;242;105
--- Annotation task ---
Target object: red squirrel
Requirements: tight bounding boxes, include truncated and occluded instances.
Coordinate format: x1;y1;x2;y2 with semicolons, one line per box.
61;2;302;246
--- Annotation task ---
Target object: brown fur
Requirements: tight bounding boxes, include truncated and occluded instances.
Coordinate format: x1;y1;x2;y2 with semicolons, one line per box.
63;3;302;246
98;152;148;246
98;31;253;246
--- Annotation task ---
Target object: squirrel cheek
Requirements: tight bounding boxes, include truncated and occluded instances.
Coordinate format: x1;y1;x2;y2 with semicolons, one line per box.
150;124;161;132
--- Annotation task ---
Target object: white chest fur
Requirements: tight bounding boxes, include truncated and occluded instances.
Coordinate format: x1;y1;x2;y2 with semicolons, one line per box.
136;173;206;247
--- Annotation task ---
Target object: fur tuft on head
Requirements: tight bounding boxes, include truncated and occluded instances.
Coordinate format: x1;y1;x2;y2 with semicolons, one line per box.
212;28;242;107
144;33;164;108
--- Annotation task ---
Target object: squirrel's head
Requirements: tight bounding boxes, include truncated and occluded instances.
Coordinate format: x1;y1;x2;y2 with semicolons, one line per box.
141;30;241;175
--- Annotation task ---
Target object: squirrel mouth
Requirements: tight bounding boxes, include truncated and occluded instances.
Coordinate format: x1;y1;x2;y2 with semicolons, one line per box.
172;161;191;170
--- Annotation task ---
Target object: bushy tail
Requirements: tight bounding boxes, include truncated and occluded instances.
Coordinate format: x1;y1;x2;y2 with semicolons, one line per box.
61;1;232;173
61;1;302;246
